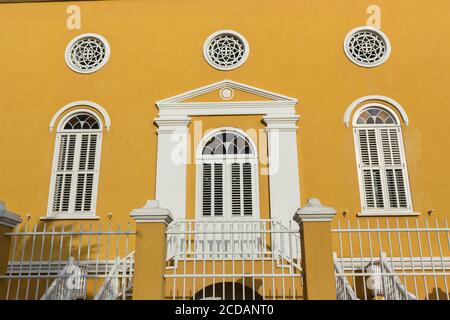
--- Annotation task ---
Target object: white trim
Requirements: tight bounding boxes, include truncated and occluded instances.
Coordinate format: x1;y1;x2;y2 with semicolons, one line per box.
65;33;111;74
344;26;391;68
203;30;250;71
195;128;260;220
352;120;414;215
49;100;111;131
40;215;100;221
357;211;420;217
47;109;104;218
352;103;401;127
157;79;297;104
343;95;409;127
195;127;258;160
155;80;300;221
0;202;22;227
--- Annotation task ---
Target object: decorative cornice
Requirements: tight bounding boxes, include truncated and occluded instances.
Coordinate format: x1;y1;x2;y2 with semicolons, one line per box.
293;198;336;223
154;116;191;134
263;115;300;131
130;200;174;225
0;202;22;228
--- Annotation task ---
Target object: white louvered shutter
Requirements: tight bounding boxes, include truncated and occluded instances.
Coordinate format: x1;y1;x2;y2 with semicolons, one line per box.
231;162;255;216
356;128;384;209
201;163;224;216
50;132;101;215
355;127;411;212
380;128;409;209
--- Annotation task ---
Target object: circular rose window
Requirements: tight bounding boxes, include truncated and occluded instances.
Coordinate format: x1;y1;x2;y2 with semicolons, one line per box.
203;30;249;70
344;27;391;67
65;33;111;74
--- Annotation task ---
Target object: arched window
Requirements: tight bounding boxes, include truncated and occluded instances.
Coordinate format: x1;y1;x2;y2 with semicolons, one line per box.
197;128;259;218
47;110;103;217
353;106;412;214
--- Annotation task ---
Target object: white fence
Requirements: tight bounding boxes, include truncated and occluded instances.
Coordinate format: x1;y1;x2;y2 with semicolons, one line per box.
165;219;302;300
2;222;135;300
332;218;450;300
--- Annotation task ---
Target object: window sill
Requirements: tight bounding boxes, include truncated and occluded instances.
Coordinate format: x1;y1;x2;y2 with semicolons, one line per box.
40;215;100;221
357;212;420;217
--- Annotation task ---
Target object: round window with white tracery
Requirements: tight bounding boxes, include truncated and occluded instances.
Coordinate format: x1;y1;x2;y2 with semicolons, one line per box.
203;30;249;70
344;27;391;67
65;33;110;74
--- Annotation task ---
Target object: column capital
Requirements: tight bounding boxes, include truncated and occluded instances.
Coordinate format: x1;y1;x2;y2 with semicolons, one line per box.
293;198;336;223
130;200;174;225
263;114;300;132
0;202;22;228
154;116;191;134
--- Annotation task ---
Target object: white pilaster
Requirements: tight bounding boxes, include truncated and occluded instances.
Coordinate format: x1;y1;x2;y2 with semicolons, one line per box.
0;201;22;228
263;115;301;228
154;116;191;221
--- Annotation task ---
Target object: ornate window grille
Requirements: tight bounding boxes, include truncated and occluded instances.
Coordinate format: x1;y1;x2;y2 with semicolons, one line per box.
344;26;391;67
203;30;249;71
65;33;111;74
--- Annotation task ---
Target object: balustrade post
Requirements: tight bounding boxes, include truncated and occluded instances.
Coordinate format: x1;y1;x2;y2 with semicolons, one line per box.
293;198;336;300
0;202;22;300
130;200;173;300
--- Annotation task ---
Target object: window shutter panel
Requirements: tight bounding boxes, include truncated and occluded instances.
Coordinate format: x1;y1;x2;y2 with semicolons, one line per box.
231;163;241;215
357;129;384;209
52;134;76;213
213;163;224;216
74;134;98;213
202;163;212;216
242;163;253;215
380;128;408;209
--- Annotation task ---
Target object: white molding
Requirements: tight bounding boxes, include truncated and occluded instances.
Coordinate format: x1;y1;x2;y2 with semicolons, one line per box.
40;215;100;221
195;127;258;160
157;79;298;104
65;33;111;74
0;202;22;228
343;95;409;127
352;103;402;127
49;100;111;131
357;211;420;217
154;116;191;134
203;30;250;71
343;26;391;68
293;198;336;223
155;80;300;221
130;200;174;225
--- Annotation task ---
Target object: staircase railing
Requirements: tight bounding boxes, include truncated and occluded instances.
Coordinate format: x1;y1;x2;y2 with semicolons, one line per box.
333;253;358;300
41;257;87;300
94;251;135;300
380;252;417;300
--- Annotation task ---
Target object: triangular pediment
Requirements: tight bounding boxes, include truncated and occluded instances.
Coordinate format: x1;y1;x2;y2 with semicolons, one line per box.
156;80;298;106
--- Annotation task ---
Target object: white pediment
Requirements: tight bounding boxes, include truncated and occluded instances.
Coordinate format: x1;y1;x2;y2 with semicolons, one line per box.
156;80;298;117
157;79;297;105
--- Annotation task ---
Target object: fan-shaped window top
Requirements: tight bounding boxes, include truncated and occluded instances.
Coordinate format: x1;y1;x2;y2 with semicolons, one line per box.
356;107;397;125
63;113;100;130
202;131;253;155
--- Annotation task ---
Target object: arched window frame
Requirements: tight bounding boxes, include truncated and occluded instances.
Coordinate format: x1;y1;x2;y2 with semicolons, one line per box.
46;108;104;219
352;103;414;215
195;127;260;219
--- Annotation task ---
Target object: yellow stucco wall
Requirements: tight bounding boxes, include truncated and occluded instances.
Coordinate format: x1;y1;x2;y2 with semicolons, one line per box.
0;0;449;225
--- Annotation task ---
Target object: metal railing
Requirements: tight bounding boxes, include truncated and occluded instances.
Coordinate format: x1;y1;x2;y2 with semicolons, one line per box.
165;219;302;300
334;253;358;300
40;257;87;300
94;251;135;300
332;217;450;300
2;222;135;300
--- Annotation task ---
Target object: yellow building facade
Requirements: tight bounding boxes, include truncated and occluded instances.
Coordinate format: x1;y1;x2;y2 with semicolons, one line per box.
1;0;450;300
